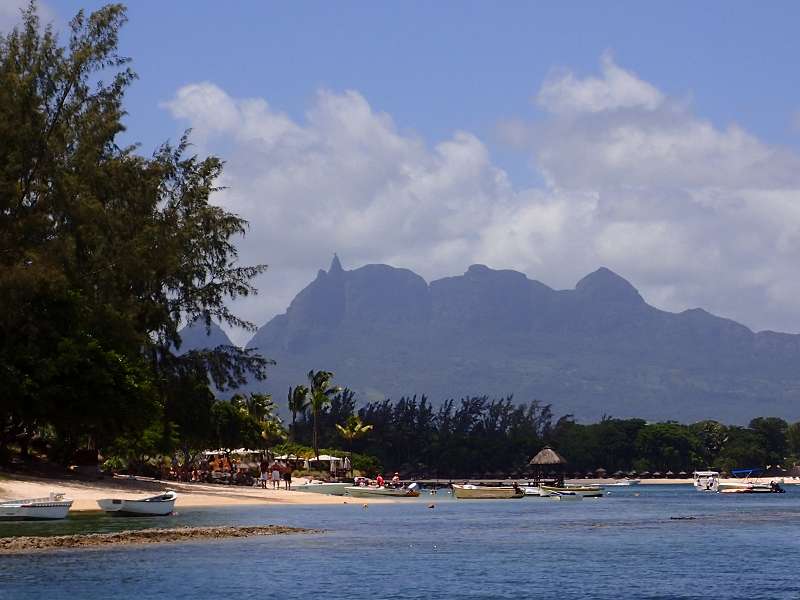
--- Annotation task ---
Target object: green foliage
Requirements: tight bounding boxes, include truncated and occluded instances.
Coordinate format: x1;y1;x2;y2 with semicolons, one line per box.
306;370;340;458
634;422;701;472
0;3;270;463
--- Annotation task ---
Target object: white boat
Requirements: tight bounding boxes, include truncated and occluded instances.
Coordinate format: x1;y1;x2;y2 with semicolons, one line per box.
545;491;583;501
293;481;349;496
522;485;542;497
539;484;604;498
0;492;73;520
451;484;524;499
693;471;720;492
97;491;177;516
717;481;784;494
606;479;641;486
345;483;420;498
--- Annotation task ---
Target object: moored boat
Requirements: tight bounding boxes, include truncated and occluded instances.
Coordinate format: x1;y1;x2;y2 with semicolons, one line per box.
0;492;73;520
539;484;604;498
97;491;177;516
345;483;420;498
693;471;720;492
293;481;349;496
718;481;784;494
451;484;524;499
545;491;583;501
606;479;641;486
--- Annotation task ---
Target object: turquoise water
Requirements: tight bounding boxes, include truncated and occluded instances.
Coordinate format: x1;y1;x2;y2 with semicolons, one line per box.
1;485;799;599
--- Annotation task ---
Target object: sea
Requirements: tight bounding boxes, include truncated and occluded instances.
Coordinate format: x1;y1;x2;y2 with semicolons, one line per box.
1;485;799;600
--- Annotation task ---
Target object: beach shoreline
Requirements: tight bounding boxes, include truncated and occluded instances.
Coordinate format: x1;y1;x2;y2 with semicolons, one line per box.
0;473;392;510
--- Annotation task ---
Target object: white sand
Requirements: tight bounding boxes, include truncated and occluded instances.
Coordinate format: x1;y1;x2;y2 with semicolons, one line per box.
0;474;389;510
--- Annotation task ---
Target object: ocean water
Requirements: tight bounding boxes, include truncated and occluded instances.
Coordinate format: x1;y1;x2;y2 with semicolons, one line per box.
1;485;799;600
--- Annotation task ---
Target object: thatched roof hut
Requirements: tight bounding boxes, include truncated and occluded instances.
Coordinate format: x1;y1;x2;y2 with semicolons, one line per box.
528;446;567;485
529;446;568;466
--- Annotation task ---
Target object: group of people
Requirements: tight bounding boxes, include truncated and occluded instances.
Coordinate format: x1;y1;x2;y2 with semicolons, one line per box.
260;460;292;490
354;472;403;488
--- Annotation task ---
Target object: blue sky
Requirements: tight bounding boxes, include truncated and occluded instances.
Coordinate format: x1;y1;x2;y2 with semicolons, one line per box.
6;2;800;341
50;2;800;159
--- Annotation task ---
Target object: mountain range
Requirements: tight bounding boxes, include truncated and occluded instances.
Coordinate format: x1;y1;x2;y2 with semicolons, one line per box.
180;256;800;423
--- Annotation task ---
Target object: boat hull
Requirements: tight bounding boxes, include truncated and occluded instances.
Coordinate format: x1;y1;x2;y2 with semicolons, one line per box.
452;485;524;499
0;499;73;521
97;492;177;516
293;482;349;496
344;486;420;498
539;485;604;498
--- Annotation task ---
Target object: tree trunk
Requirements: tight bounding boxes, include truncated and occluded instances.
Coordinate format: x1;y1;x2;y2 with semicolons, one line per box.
313;407;319;459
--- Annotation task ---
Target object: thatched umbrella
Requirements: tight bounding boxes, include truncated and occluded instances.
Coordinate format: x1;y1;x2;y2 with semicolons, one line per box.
595;467;607;479
640;471;651;478
529;446;568;486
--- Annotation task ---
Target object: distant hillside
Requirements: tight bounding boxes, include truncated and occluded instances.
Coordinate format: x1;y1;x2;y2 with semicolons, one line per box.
177;320;234;354
242;256;800;423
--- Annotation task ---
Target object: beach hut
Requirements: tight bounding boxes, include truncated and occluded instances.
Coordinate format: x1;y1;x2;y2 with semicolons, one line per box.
528;446;568;486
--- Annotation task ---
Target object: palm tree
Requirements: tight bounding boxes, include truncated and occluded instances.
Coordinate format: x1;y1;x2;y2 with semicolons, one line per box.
232;393;275;422
261;418;288;449
307;370;341;459
336;415;373;477
287;385;309;441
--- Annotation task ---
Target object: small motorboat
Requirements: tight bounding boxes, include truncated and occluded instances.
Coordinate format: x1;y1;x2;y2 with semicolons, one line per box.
719;481;784;494
97;491;177;516
0;492;73;520
539;484;604;498
293;481;350;496
546;491;583;501
451;484;524;499
344;483;420;498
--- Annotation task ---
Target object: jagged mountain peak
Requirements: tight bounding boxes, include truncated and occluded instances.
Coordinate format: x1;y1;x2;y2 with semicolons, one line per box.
241;259;800;423
329;253;344;274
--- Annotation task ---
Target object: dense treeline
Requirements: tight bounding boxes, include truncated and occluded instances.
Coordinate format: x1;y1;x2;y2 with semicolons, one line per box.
0;4;279;468
290;390;800;477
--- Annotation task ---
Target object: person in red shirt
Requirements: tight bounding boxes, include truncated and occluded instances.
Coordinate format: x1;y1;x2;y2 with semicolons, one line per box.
375;474;384;487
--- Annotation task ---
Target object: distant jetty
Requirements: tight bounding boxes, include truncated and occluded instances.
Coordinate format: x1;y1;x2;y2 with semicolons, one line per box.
0;525;320;554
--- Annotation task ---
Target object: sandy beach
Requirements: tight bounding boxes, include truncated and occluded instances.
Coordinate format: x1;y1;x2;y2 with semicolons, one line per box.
0;474;389;510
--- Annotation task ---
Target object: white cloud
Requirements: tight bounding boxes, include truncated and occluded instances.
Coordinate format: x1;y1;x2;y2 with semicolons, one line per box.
165;56;800;344
537;52;664;115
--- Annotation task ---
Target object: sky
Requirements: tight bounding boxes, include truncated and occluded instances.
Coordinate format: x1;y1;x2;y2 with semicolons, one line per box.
6;1;800;344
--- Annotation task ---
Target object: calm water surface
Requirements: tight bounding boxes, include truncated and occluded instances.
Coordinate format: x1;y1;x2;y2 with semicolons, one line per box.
1;485;799;599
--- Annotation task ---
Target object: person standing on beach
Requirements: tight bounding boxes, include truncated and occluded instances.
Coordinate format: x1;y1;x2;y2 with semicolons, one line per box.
272;464;281;489
283;468;292;490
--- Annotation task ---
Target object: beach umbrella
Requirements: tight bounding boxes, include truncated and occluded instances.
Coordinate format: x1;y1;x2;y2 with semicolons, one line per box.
652;471;662;478
595;468;607;478
639;471;651;478
613;471;625;478
665;471;674;477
